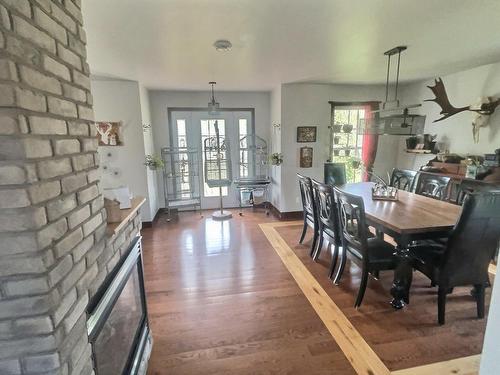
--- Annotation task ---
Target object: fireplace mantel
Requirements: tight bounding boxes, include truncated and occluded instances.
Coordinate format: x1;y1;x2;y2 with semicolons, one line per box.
106;197;147;237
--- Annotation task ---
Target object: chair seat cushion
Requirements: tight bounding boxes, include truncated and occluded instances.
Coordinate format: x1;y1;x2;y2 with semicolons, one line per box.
409;243;446;281
347;238;397;266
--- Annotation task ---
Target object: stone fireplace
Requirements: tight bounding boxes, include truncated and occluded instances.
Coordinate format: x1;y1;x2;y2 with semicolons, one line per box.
0;1;151;374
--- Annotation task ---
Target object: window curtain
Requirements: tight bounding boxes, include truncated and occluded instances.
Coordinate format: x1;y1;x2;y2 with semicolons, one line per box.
361;103;379;182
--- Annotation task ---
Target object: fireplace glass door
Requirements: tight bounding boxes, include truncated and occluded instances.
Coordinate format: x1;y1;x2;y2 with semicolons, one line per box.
93;263;144;374
87;237;149;375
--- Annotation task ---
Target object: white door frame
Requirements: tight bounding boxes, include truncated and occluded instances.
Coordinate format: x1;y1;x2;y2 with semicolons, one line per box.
168;108;255;210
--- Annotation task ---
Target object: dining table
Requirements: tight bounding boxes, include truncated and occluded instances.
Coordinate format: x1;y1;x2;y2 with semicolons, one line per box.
337;182;462;309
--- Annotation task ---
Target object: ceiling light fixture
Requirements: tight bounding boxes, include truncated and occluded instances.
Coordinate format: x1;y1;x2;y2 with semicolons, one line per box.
208;81;220;115
213;39;232;52
360;46;426;135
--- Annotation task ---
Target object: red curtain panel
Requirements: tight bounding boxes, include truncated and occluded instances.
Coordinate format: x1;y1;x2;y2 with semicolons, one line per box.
361;104;379;182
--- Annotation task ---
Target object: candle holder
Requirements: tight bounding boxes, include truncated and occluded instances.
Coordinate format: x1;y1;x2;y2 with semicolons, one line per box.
371;183;399;201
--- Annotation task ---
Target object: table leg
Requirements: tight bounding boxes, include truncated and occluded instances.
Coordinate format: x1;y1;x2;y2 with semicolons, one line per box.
390;239;413;309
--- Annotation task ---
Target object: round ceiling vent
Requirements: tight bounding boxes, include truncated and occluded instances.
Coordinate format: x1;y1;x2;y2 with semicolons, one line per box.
213;39;232;52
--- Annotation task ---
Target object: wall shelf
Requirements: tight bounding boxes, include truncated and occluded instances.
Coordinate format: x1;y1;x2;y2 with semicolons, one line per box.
106;197;146;237
406;149;432;154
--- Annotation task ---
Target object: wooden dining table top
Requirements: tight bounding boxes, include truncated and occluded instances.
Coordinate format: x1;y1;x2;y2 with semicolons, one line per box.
337;182;462;235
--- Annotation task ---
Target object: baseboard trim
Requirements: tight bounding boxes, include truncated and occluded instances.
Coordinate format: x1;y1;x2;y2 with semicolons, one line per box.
142;208;163;228
269;204;303;221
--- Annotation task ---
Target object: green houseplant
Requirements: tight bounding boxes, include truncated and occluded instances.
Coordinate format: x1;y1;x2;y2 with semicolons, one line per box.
144;155;164;170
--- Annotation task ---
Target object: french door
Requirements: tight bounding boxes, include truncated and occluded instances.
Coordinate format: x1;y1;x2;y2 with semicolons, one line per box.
170;110;253;210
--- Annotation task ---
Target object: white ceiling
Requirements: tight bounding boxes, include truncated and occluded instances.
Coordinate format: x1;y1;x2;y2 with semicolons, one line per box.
83;0;500;91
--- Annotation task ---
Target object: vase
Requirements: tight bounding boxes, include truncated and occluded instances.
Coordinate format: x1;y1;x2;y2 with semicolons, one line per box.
333;150;340;156
333;136;340;144
345;149;351;156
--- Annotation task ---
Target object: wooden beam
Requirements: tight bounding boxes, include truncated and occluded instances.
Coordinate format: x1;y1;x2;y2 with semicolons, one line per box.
260;223;391;375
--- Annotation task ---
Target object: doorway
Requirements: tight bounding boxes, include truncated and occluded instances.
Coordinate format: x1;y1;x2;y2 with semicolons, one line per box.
169;109;254;210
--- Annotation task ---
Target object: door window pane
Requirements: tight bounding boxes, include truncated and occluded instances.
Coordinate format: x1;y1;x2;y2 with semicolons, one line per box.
201;119;228;197
176;119;191;198
239;119;249;178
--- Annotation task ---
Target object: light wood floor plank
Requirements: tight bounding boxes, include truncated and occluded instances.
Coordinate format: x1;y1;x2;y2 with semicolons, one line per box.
391;354;480;375
489;263;496;275
260;223;391;375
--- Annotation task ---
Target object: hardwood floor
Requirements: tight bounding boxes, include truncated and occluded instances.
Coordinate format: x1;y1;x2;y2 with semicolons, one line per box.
274;223;490;372
141;211;490;374
142;210;356;374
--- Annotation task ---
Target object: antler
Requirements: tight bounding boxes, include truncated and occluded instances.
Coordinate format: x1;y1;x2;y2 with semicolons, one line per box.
425;78;470;122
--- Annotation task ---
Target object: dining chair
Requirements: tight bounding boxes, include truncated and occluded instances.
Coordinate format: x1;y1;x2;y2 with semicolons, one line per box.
390;168;418;191
454;179;500;205
311;180;342;279
414;172;451;200
409;192;500;324
297;173;319;256
333;187;397;308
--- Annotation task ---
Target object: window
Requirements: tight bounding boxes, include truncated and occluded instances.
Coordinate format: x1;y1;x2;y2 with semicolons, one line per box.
201;119;228;197
331;107;365;183
239;119;249;178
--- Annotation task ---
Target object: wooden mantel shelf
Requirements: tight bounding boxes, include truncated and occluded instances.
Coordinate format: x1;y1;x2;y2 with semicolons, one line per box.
106;197;146;237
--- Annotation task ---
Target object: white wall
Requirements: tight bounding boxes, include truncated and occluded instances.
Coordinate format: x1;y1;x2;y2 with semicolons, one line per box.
399;62;500;155
280;83;386;212
480;275;500;374
149;90;271;208
270;86;282;210
91;79;154;221
139;84;159;220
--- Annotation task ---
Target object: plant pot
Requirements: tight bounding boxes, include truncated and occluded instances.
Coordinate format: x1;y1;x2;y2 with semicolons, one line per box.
333;136;340;145
332;124;342;133
342;124;353;133
344;149;351;156
406;137;418;150
333;150;340;156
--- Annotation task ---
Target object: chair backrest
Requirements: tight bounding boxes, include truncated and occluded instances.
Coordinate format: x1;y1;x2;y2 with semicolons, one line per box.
440;192;500;287
297;173;315;217
324;163;346;186
334;187;369;261
454;179;500;205
414;172;451;200
312;180;340;245
390;168;417;191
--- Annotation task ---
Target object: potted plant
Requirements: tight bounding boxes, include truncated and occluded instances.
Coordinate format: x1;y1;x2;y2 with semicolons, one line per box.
406;136;418;150
342;124;353;133
270;152;283;166
144;155;164;170
331;124;342;133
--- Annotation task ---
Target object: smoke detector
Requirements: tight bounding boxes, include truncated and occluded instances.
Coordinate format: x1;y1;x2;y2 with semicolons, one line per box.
213;39;232;52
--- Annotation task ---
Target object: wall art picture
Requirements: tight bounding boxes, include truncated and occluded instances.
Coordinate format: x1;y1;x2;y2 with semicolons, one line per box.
299;146;313;168
95;121;123;146
296;126;317;142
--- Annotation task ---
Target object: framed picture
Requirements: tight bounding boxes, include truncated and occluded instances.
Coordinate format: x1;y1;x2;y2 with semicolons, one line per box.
297;126;317;143
95;121;123;146
299;146;313;168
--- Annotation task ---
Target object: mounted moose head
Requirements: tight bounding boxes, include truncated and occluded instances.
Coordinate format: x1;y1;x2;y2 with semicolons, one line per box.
425;78;500;143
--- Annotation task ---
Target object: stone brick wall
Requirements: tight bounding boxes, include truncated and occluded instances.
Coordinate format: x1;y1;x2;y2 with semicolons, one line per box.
0;1;142;374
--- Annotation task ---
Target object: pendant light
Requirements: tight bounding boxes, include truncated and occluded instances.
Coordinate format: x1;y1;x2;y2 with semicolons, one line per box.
208;81;220;115
359;46;426;135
